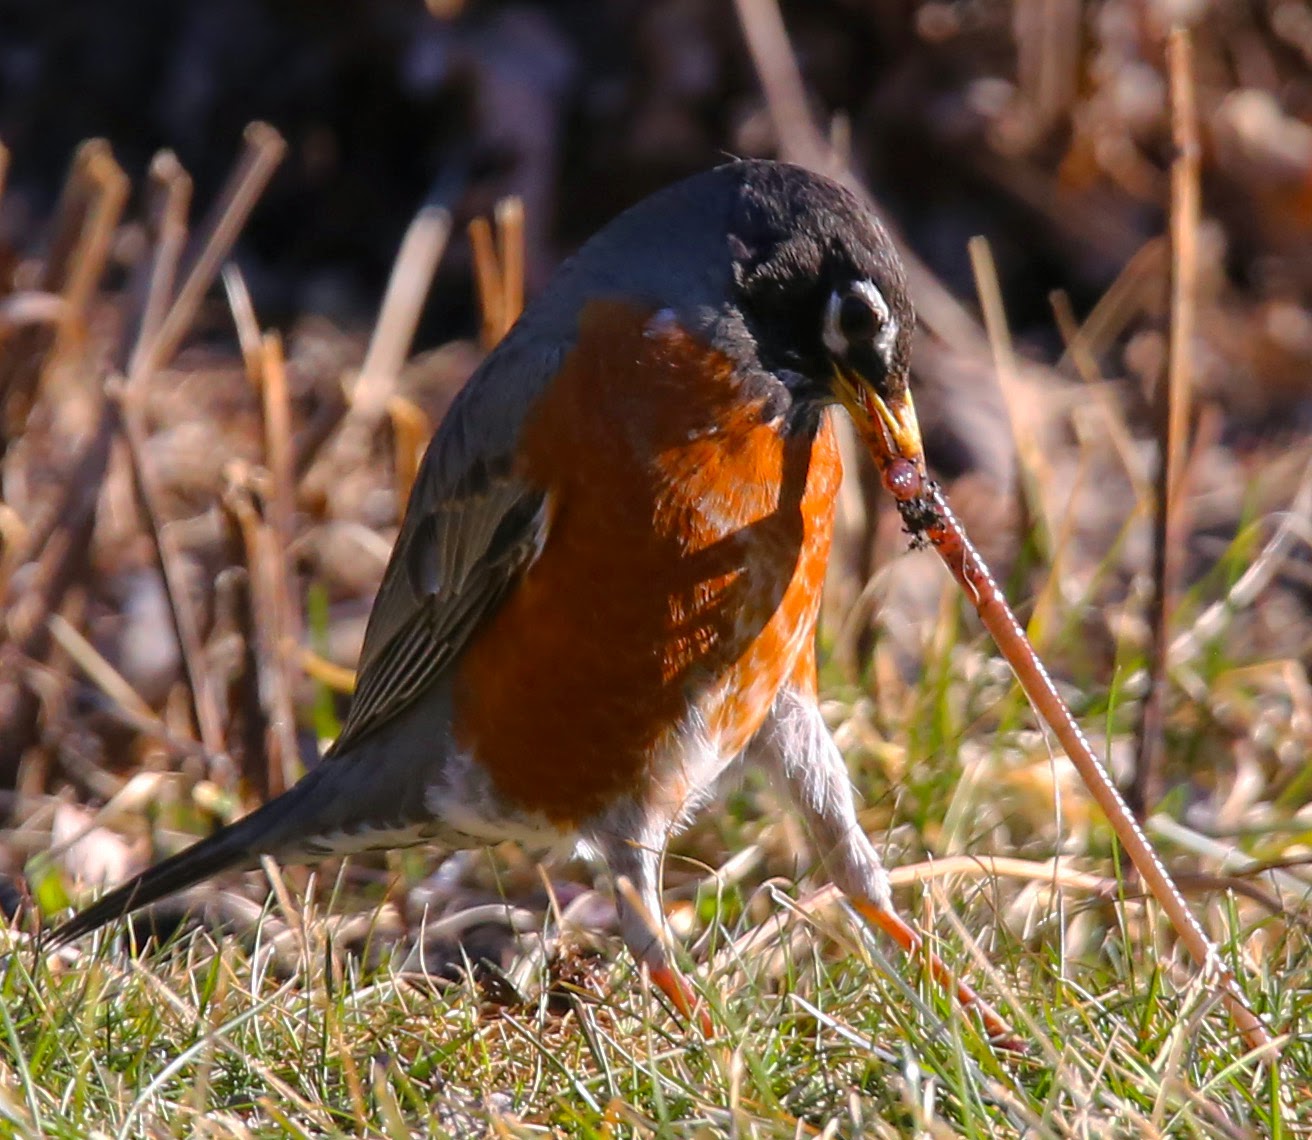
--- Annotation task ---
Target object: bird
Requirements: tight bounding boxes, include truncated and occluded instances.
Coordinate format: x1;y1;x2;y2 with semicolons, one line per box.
48;159;1013;1042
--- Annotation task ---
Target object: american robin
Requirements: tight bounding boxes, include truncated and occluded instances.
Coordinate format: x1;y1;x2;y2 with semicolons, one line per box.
49;160;1013;1042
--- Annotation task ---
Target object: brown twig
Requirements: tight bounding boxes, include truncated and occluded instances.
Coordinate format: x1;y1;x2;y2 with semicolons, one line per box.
496;197;526;333
469;197;526;350
0;145;133;786
0;130;281;795
219;563;270;796
251;332;307;792
130;122;285;381
107;149;230;766
0;413;113;789
50;147;129;366
257;333;301;647
468;215;503;351
221;264;263;383
111;383;226;761
1132;28;1200;818
301;204;450;502
353;204;452;426
132;153;193;369
387;395;431;506
0;142;125;460
109;132;286;768
222;466;302;798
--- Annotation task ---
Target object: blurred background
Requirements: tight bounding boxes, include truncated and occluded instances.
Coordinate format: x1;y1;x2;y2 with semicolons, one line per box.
1;0;1310;960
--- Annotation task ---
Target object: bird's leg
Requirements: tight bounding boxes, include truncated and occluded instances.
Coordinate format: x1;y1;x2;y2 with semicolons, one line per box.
594;828;713;1034
750;688;1022;1049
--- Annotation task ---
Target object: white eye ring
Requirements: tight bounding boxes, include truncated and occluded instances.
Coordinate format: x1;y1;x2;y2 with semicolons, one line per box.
823;280;896;358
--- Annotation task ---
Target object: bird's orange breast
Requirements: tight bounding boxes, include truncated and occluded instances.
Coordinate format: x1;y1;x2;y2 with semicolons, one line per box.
451;300;840;824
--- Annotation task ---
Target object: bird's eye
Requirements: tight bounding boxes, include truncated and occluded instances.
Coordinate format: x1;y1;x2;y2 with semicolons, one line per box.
838;292;882;344
823;280;894;359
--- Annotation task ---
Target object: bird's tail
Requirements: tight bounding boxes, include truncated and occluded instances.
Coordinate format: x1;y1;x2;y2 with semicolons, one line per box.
45;777;318;949
45;686;457;950
44;682;461;949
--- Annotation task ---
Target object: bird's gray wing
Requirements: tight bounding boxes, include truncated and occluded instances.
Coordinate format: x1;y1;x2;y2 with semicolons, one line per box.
328;340;560;758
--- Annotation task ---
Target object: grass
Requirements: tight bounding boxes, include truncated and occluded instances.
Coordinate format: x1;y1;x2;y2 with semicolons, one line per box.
6;867;1307;1136
6;577;1311;1139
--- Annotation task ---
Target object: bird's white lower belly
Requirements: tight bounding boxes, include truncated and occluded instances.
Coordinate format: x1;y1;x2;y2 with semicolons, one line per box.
424;747;577;857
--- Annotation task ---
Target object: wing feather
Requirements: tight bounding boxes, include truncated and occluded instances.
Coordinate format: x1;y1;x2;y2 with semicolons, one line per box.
331;487;546;756
327;338;561;757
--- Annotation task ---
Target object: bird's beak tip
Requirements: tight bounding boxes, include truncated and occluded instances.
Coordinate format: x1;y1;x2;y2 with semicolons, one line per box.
834;370;926;481
870;388;925;469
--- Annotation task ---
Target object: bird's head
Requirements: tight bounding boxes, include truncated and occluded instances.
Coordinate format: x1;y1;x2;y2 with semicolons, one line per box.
720;161;925;487
532;159;927;489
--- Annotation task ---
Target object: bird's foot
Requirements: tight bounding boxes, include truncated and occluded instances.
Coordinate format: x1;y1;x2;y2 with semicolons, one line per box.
851;898;1026;1053
647;962;714;1037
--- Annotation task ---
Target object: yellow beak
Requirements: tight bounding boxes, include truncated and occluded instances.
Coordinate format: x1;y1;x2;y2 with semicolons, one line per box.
831;364;927;479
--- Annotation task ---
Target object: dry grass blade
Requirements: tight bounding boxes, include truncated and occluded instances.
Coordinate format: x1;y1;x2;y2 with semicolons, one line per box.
1026;426;1092;646
132;152;193;366
301;204;450;503
1170;459;1312;663
495;197;525;331
1049;287;1150;499
893;477;1274;1056
239;330;308;788
1133;28;1201;817
0;504;28;594
32;141;117;300
387;395;431;505
356;204;451;425
0;142;125;460
730;0;830;174
104;131;285;767
1150;815;1310;905
51;146;129;363
0;141;141;597
220;263;262;382
132;122;285;380
469;215;504;351
1056;238;1167;374
468;198;527;350
298;647;355;694
257;333;300;648
222;466;302;797
0;450;104;642
713;857;1118;971
0;293;66;336
46;612;156;724
1014;0;1080;128
0;412;114;784
112;384;227;761
968;235;1052;549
